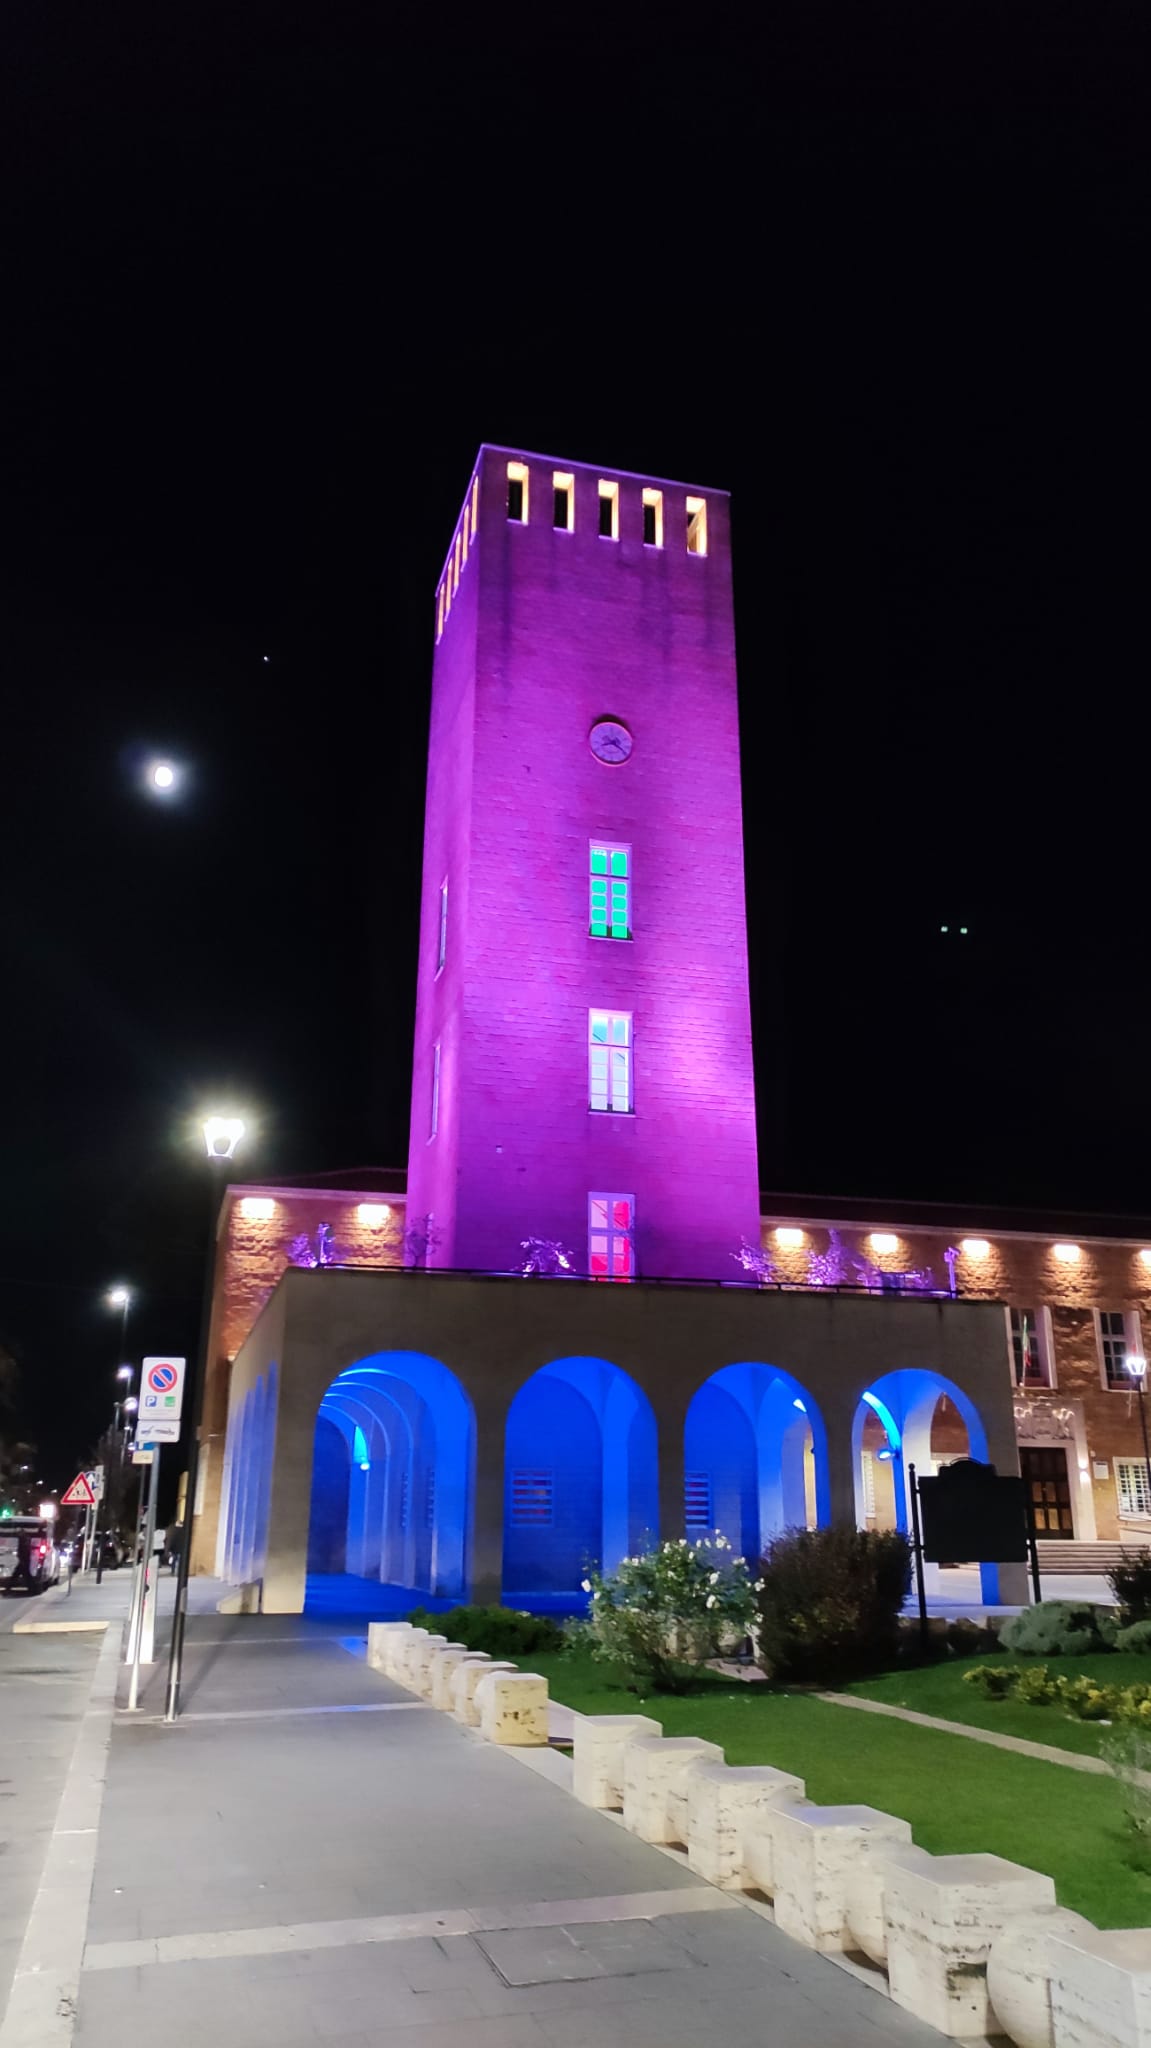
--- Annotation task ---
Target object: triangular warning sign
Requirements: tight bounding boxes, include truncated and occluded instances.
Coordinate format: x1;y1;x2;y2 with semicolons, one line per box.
61;1473;96;1506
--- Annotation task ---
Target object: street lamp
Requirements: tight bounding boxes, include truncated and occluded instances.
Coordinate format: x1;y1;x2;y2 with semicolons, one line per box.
1125;1356;1151;1513
164;1113;246;1721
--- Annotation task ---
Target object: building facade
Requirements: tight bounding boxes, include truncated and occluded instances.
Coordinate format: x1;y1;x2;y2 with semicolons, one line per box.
190;447;1151;1605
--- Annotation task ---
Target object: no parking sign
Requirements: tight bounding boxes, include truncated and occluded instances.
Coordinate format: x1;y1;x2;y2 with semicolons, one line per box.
139;1356;187;1442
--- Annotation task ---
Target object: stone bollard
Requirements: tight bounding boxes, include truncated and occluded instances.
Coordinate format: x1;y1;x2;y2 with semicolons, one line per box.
883;1849;1056;2038
476;1670;549;1746
452;1658;518;1726
622;1737;724;1846
846;1843;935;1965
986;1908;1098;2048
685;1763;806;1890
405;1634;448;1695
367;1621;413;1674
419;1642;466;1700
1047;1926;1151;2048
394;1628;430;1686
432;1648;490;1710
770;1804;913;1952
572;1714;662;1810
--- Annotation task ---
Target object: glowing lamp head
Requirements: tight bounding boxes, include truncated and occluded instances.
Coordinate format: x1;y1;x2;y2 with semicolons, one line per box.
239;1196;275;1220
357;1203;390;1228
106;1286;132;1310
123;1397;138;1414
869;1232;899;1255
116;1365;133;1383
774;1227;805;1248
960;1238;991;1258
1126;1355;1148;1386
203;1116;245;1161
1052;1242;1081;1264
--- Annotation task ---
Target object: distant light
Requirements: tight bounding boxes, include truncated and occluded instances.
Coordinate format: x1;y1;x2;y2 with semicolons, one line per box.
149;760;177;792
359;1461;371;1472
1126;1355;1148;1385
116;1365;133;1382
263;655;270;663
39;1501;57;1520
357;1203;390;1228
204;1116;245;1160
960;926;969;935
940;925;949;933
775;1226;805;1248
106;1286;132;1310
1052;1242;1081;1264
960;1238;991;1258
875;1447;896;1464
869;1232;899;1254
123;1397;138;1414
240;1196;275;1220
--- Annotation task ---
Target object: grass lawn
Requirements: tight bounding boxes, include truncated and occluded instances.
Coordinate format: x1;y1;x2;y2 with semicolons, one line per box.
846;1652;1151;1760
529;1649;1150;1930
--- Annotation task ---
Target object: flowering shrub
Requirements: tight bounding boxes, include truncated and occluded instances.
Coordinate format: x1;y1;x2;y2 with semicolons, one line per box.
582;1536;761;1692
961;1663;1151;1726
964;1664;1023;1699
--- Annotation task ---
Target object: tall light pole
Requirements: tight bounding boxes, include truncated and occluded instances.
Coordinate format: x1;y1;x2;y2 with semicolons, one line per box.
164;1114;244;1723
94;1290;134;1571
1125;1355;1151;1514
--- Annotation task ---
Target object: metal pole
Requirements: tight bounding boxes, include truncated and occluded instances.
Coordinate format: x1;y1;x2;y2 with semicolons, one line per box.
124;1458;152;1665
164;1164;223;1722
127;1450;160;1712
907;1461;929;1651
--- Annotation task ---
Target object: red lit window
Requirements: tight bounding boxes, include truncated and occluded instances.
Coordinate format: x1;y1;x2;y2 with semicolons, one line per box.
589;1193;635;1281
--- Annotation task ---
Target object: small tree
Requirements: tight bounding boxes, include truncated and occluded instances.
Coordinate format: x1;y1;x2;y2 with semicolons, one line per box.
1109;1551;1151;1625
756;1526;911;1681
583;1536;761;1693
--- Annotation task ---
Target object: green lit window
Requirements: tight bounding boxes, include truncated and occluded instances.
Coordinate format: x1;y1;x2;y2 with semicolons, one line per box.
589;843;631;940
589;1010;632;1113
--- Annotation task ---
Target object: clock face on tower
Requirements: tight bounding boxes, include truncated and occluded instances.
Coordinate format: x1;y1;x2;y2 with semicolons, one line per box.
589;719;633;766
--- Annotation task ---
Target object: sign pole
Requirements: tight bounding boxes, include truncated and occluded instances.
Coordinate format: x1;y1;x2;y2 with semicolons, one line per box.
126;1450;160;1713
124;1459;152;1666
907;1461;929;1651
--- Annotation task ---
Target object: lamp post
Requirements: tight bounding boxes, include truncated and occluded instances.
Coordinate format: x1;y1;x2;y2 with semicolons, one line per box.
1125;1355;1151;1516
164;1114;244;1723
95;1292;134;1573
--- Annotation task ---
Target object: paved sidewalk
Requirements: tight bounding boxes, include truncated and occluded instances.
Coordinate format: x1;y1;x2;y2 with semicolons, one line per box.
44;1616;952;2048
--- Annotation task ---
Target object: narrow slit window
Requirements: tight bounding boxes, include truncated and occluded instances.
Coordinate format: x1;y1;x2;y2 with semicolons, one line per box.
589;843;631;939
436;879;448;973
507;459;529;523
460;513;469;565
436;584;445;640
553;470;574;532
471;474;480;537
589;1009;632;1112
429;1041;441;1139
686;495;708;555
642;487;663;548
453;531;462;584
598;479;619;540
588;1192;635;1281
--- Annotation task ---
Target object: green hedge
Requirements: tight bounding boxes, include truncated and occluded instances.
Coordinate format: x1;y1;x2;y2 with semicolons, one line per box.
405;1604;565;1658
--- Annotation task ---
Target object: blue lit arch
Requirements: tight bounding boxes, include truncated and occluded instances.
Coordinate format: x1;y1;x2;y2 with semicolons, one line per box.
684;1362;829;1558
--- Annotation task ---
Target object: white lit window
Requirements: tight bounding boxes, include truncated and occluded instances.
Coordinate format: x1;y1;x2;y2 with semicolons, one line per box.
1099;1310;1142;1390
598;478;619;540
553;470;574;532
1009;1308;1055;1390
589;843;631;940
686;495;708;555
1117;1458;1151;1519
642;487;663;547
429;1042;441;1140
437;879;448;974
507;459;529;523
589;1010;631;1112
589;1193;635;1281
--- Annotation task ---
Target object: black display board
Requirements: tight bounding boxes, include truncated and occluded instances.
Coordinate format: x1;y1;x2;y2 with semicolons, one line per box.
916;1459;1029;1564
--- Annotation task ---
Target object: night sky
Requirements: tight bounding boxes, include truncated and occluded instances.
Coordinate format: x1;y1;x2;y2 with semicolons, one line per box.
2;6;1148;1481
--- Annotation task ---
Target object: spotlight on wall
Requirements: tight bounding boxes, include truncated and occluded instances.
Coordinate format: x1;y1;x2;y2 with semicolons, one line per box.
359;1461;370;1472
774;1226;805;1248
357;1204;391;1228
1053;1243;1081;1264
1140;1249;1151;1267
960;1238;991;1257
869;1233;899;1254
239;1197;275;1220
875;1447;896;1463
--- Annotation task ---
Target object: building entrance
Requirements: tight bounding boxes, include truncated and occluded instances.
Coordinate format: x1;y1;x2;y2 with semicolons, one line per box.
1020;1446;1074;1538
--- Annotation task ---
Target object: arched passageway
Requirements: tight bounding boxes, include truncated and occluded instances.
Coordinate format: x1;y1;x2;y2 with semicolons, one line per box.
304;1352;475;1613
503;1356;658;1611
684;1363;829;1560
852;1367;1007;1600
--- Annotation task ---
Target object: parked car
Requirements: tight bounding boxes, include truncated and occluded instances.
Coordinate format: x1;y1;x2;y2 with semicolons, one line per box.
0;1517;61;1593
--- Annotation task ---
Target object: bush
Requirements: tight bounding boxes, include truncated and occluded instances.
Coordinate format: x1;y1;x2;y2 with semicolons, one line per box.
1015;1664;1060;1706
1116;1618;1151;1655
1110;1552;1151;1625
1057;1674;1119;1721
946;1617;999;1657
755;1526;911;1683
1000;1601;1118;1657
583;1537;760;1693
405;1604;564;1658
963;1664;1019;1699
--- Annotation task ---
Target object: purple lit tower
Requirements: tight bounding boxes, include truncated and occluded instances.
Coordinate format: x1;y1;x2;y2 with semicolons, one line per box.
405;448;761;1282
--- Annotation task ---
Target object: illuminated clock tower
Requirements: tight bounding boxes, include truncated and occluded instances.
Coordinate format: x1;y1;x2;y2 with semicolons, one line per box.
405;446;761;1282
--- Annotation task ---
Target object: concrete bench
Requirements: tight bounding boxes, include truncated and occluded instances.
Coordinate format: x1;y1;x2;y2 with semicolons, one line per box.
685;1763;806;1890
572;1714;661;1810
882;1848;1056;2038
451;1658;518;1726
475;1670;549;1747
769;1802;913;1951
622;1736;723;1846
